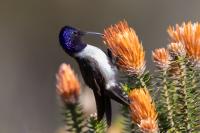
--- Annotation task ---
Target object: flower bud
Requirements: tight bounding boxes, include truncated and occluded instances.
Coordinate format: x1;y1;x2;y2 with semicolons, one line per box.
56;63;80;104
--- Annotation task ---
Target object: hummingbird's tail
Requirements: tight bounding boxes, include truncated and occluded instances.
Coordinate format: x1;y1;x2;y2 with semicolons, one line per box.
93;91;105;122
104;96;112;127
93;91;112;127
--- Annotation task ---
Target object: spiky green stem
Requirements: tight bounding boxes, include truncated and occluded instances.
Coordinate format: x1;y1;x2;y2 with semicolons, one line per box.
155;68;176;132
179;61;191;132
87;115;107;133
139;76;147;88
186;65;200;132
64;103;85;133
162;70;174;128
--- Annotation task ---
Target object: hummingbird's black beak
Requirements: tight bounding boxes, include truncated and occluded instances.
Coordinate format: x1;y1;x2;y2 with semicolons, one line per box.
80;31;104;37
85;31;104;36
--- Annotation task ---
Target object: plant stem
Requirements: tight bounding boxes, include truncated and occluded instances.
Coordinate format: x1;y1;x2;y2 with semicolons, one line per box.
162;70;174;128
180;61;191;132
65;103;85;133
139;76;147;88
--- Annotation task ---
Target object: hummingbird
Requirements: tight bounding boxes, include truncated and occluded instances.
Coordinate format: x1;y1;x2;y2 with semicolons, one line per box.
59;26;129;126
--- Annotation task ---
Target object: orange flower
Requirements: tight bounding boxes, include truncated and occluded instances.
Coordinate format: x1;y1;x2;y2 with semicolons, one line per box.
152;48;171;69
56;63;80;103
187;43;200;67
167;42;186;57
103;20;145;76
129;88;158;133
168;22;200;66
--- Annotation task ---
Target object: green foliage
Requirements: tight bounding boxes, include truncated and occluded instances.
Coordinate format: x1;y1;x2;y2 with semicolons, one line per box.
87;114;107;133
170;58;200;132
183;63;200;132
137;71;152;88
174;58;191;132
154;68;175;132
155;56;200;133
63;103;86;133
125;71;152;92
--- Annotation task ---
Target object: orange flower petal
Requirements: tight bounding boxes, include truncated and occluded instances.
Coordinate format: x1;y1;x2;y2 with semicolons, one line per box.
129;88;158;133
167;42;186;57
152;48;171;69
103;20;145;76
56;63;80;103
168;22;200;67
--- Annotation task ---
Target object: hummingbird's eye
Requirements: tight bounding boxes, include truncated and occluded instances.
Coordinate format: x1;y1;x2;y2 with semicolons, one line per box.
73;31;78;36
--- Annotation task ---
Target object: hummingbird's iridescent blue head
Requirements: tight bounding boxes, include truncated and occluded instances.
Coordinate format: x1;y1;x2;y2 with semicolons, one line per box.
59;26;86;55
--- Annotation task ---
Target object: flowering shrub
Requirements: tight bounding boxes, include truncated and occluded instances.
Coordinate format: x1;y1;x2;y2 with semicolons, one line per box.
56;21;200;133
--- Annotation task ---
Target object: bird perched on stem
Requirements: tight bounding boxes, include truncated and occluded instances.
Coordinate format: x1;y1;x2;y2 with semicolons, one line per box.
59;26;129;126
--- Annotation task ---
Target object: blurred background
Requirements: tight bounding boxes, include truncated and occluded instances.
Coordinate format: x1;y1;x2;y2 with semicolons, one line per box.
0;0;200;132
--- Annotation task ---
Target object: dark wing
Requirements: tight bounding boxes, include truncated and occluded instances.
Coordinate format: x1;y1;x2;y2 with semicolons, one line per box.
76;57;107;122
105;84;130;106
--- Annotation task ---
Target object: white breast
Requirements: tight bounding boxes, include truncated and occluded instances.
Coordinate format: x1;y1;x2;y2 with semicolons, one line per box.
75;45;116;84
